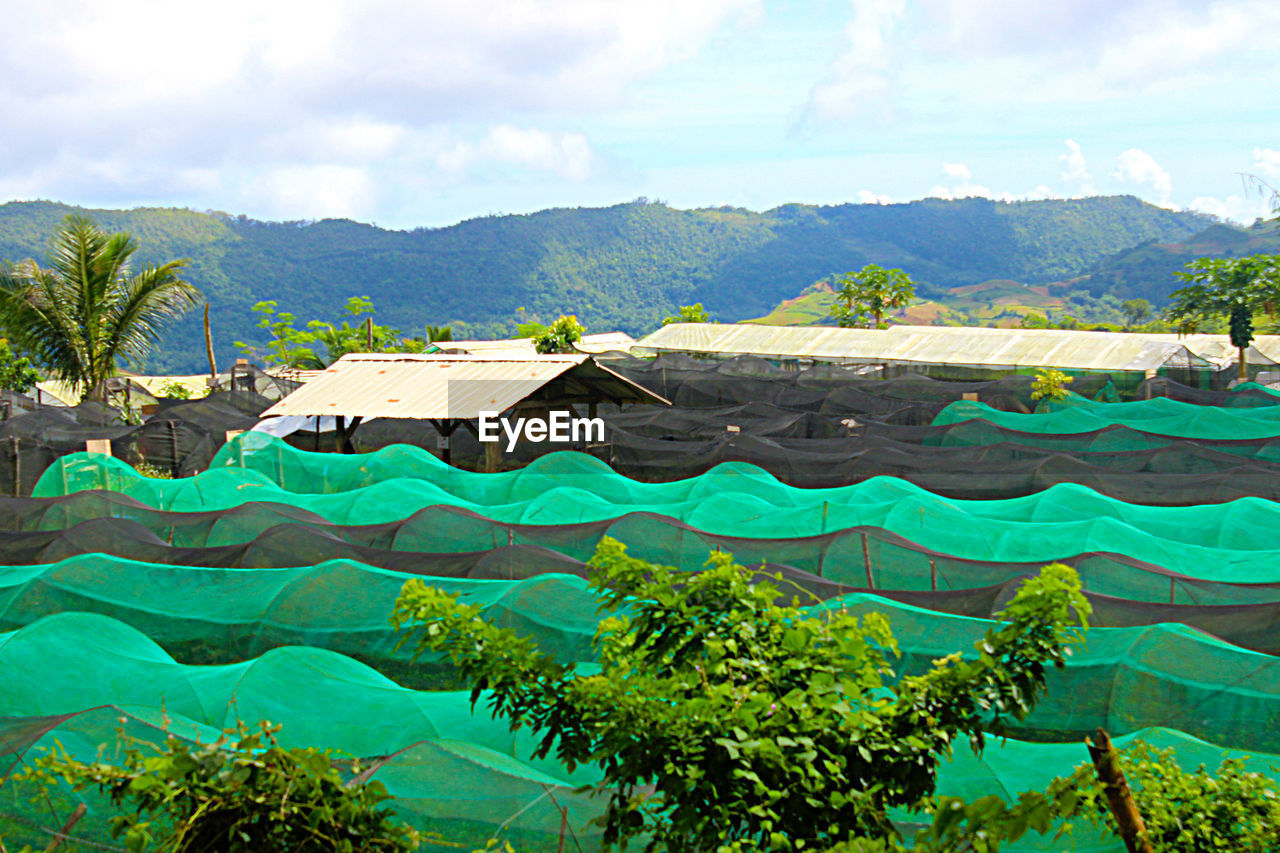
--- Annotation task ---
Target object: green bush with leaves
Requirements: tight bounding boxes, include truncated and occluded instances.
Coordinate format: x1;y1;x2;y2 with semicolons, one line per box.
1030;368;1074;401
132;459;173;479
661;303;712;325
0;337;39;393
18;720;421;853
1067;740;1280;851
391;538;1090;851
532;314;585;354
156;379;194;400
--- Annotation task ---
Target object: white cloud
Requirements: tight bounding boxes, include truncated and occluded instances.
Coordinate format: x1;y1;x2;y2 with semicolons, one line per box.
916;0;1280;93
437;126;597;181
1060;139;1095;196
801;0;905;123
242;165;379;221
1188;194;1273;225
1094;1;1280;89
1113;148;1172;203
928;160;1059;203
1253;148;1280;181
857;189;892;204
0;0;755;223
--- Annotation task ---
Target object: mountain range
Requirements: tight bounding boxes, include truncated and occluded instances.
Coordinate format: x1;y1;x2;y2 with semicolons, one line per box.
0;196;1253;373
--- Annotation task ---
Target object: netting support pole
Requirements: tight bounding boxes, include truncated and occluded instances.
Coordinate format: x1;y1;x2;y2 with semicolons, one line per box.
814;501;830;576
861;532;874;589
10;436;19;497
42;801;86;852
1169;576;1176;605
929;558;937;591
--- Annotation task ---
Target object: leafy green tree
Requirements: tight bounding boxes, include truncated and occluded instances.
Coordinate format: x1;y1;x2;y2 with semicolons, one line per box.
391;538;1090;851
533;314;585;354
0;214;200;401
1166;255;1280;380
831;264;915;328
1121;298;1152;326
19;720;420;852
0;337;39;393
235;297;425;368
662;303;712;325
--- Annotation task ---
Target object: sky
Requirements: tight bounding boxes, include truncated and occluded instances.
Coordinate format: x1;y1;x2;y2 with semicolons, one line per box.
1;0;1277;230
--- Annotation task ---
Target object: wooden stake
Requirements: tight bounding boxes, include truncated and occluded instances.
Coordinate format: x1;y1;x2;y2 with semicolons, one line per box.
43;802;86;851
365;316;374;351
1086;728;1154;853
861;532;874;589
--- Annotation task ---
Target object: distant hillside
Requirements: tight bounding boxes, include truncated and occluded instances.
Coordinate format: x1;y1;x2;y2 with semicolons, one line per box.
749;278;1066;328
1071;221;1280;304
0;196;1210;372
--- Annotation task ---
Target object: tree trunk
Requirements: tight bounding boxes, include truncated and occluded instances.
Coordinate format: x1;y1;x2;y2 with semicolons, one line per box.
1239;343;1248;382
1086;728;1154;853
204;303;218;379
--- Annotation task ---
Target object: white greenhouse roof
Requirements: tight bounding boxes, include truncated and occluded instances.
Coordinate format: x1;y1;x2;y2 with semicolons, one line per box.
261;353;664;420
437;332;637;358
634;324;1220;372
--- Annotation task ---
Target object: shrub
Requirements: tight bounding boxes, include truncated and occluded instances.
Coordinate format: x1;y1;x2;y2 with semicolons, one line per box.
392;538;1090;850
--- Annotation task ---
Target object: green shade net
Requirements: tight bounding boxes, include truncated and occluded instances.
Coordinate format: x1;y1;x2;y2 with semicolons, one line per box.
29;435;1280;584
0;597;1278;755
1;613;1278;851
934;396;1280;439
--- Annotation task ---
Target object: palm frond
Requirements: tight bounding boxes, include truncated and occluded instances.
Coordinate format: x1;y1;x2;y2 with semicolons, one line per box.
101;260;200;371
0;214;196;399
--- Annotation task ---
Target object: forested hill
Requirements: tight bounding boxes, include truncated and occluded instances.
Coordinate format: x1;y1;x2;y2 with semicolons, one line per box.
0;196;1210;372
1076;220;1280;302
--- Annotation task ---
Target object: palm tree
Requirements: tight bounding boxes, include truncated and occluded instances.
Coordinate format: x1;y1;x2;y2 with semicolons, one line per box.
0;214;201;401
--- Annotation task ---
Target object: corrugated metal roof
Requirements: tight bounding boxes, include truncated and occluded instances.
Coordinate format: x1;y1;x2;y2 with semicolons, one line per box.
441;332;637;357
131;375;212;398
634;323;1218;372
261;353;664;420
576;332;638;353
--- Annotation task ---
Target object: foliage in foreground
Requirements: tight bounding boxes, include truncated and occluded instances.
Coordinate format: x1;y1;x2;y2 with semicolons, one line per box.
1070;740;1280;852
17;720;420;853
392;538;1090;851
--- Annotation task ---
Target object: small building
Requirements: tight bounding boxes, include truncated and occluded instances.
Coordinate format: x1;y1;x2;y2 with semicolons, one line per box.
258;352;667;465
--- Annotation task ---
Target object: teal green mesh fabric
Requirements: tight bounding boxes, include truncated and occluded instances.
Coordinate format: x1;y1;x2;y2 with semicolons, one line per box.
30;434;1280;583
11;429;1280;849
934;396;1280;438
0;612;1278;851
0;586;1278;753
